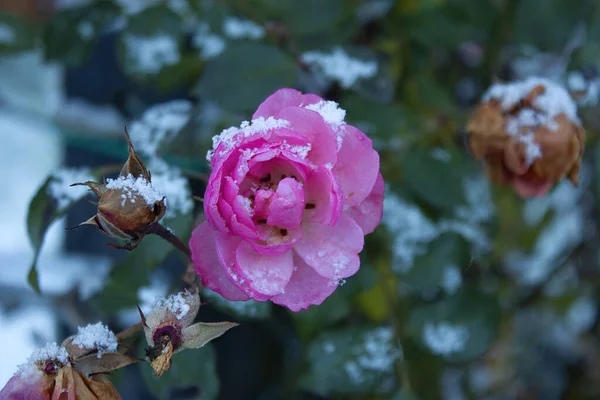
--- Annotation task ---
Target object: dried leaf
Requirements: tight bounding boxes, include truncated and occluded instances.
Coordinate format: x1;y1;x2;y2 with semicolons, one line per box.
73;352;138;377
181;322;238;350
121;128;150;179
52;366;121;400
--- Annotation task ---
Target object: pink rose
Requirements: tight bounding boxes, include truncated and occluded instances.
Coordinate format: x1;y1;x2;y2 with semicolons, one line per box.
190;88;384;311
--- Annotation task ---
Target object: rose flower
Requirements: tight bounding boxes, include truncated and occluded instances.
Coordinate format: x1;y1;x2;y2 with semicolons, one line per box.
190;88;384;311
467;77;585;198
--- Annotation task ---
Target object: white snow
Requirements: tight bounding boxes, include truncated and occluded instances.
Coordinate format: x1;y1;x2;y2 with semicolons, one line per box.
441;265;462;295
0;23;15;44
302;47;378;88
72;322;118;357
207;117;290;162
47;167;95;211
193;23;226;60
128;100;192;157
483;77;580;167
77;22;94;40
567;71;600;106
17;342;69;377
343;327;401;384
155;290;192;320
147;159;193;219
57;98;126;135
423;322;469;356
124;34;180;75
114;0;189;15
106;174;164;207
223;17;265;40
565;296;596;335
304;100;347;149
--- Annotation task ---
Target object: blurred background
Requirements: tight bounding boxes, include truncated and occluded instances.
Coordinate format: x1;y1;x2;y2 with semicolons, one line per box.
1;0;600;399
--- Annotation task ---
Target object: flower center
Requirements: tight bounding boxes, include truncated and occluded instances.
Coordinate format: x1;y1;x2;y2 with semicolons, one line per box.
152;324;182;350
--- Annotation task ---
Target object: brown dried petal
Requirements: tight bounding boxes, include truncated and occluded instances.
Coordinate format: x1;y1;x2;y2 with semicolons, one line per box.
121;128;150;180
150;340;174;377
73;352;138;377
51;366;121;400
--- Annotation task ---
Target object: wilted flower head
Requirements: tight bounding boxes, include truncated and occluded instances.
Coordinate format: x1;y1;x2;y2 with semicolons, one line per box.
0;330;132;400
467;77;585;198
71;129;167;250
142;288;237;376
190;88;384;311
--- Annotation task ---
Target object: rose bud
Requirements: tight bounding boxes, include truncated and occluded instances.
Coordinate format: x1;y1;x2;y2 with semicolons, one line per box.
71;129;167;250
467;77;585;198
0;341;125;400
141;289;238;376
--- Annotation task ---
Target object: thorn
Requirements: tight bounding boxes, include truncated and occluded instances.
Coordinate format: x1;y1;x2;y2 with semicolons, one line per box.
137;305;148;327
87;200;98;206
193;196;204;202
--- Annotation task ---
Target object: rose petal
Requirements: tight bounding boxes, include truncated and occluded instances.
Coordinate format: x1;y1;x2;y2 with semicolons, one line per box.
253;88;323;119
512;176;554;198
304;166;343;226
345;172;384;234
235;241;294;297
0;371;49;400
294;215;364;281
334;125;379;206
276;106;338;165
267;177;305;230
271;255;338;312
190;222;249;301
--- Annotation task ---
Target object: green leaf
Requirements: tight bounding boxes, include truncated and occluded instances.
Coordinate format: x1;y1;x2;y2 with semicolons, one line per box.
400;148;471;211
140;342;219;400
195;42;299;112
0;13;37;54
401;233;468;293
202;288;272;320
43;2;121;66
118;5;184;79
293;288;351;339
407;286;501;362
341;94;409;140
300;325;400;396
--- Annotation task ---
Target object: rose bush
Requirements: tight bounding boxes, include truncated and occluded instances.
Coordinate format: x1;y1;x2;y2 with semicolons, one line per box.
190;88;384;311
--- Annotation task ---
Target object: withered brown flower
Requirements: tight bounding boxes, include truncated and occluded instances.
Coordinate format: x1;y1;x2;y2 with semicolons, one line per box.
71;129;167;250
467;77;585;198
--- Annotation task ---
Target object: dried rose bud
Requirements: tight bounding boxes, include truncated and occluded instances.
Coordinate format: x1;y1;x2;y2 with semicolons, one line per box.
0;341;124;400
141;289;238;376
467;77;585;198
72;130;166;250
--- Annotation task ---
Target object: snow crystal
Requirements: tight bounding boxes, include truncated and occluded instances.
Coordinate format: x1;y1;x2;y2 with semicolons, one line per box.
193;23;226;59
105;174;164;207
305;100;347;149
565;296;597;335
0;23;16;44
128;100;191;157
146;159;192;219
207;117;290;162
517;133;543;165
155;290;192;320
223;17;265;40
382;193;439;272
124;34;180;75
72;322;118;357
423;322;469;356
567;71;587;92
47;167;95;210
302;47;378;89
567;71;600;106
17;342;69;377
280;141;312;159
441;265;462;294
343;327;401;384
77;21;94;40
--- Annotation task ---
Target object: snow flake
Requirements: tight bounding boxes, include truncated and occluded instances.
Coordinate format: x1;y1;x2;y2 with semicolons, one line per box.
17;342;69;377
207;117;290;162
423;322;469;356
223;17;265;40
72;322;118;358
343;327;401;384
146;159;192;219
302;47;378;88
304;100;347;149
106;174;164;206
124;34;180;75
193;23;226;59
441;265;462;294
155;290;192;320
47;167;95;210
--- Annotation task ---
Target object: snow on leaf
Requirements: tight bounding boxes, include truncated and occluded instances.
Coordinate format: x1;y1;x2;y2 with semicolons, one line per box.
192;23;226;60
301;47;378;89
72;322;118;358
47;167;95;211
123;34;180;75
223;17;265;40
423;321;469;356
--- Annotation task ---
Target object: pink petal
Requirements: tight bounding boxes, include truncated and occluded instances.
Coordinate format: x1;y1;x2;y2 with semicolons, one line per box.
0;371;49;400
346;172;384;235
251;225;303;256
267;178;305;230
271;254;338;312
304;166;343;226
512;176;554;198
235;241;294;298
253;88;323;119
294;215;364;281
190;222;249;301
276;106;338;165
334;125;379;207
